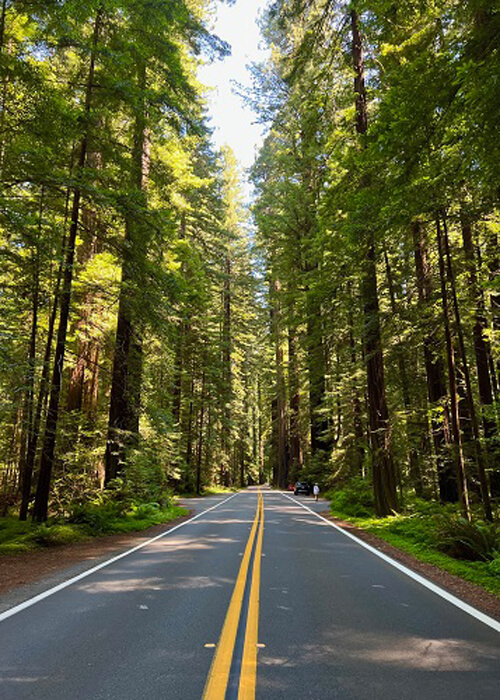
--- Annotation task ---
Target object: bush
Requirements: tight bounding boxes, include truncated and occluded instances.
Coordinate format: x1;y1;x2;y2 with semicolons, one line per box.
489;557;500;576
327;477;375;518
32;524;84;547
131;503;161;520
434;515;500;562
125;444;174;506
50;472;101;518
68;502;126;535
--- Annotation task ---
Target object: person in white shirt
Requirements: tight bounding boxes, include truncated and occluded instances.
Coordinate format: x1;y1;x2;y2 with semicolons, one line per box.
313;483;320;501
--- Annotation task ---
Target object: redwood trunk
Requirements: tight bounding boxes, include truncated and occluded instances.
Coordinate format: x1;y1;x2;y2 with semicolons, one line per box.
436;217;470;520
105;59;149;484
384;251;425;497
288;324;303;481
460;215;497;439
412;220;457;502
32;10;102;521
442;214;492;521
351;9;397;515
272;280;288;489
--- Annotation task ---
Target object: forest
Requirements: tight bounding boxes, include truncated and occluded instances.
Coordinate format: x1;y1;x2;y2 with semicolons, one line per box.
0;0;499;567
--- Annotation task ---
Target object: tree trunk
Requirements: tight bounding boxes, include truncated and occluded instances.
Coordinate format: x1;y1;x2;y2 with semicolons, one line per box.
272;280;288;488
185;372;195;490
258;377;264;484
351;8;398;515
66;188;103;420
288;323;303;481
384;251;425;497
442;213;492;521
18;198;41;518
306;290;331;457
196;366;206;495
105;58;149;484
461;215;497;437
220;254;232;485
348;285;364;474
19;181;74;521
172;324;184;425
32;9;102;522
411;220;457;502
435;216;470;520
485;232;500;391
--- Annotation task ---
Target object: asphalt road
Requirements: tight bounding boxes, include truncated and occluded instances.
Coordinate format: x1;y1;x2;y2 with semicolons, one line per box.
0;489;499;699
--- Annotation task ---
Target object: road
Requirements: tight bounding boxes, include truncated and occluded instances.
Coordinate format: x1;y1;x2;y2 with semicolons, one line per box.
0;488;499;699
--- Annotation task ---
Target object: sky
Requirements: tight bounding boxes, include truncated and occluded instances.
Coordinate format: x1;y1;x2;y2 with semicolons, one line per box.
198;0;271;174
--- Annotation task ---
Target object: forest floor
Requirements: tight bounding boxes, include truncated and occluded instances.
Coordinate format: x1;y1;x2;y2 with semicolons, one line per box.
324;513;500;622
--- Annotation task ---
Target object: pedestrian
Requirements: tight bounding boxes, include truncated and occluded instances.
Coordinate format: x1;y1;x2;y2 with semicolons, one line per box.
313;483;320;501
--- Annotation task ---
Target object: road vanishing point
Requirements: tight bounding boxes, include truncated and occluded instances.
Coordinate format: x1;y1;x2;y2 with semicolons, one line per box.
1;487;499;699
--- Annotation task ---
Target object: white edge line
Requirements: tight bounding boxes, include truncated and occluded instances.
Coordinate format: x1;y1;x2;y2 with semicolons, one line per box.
0;492;239;623
280;492;500;634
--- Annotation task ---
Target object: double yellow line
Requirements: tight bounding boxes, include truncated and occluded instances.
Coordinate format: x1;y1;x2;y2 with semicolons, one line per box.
203;490;264;700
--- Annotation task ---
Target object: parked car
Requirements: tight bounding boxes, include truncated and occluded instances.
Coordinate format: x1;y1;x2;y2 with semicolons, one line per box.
294;481;311;496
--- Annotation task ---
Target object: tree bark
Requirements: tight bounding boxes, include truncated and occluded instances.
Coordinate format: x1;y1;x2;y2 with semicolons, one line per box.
288;323;303;481
18;194;41;518
32;9;102;522
411;220;457;502
105;57;149;484
461;214;497;443
19;177;74;521
306;290;331;457
219;254;232;486
196;366;206;495
66;181;103;421
384;251;425;497
442;213;492;521
435;217;470;520
272;280;288;489
351;8;397;515
347;284;364;474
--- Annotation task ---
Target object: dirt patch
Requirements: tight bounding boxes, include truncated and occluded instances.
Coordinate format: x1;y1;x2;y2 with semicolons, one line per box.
321;512;500;622
0;511;193;597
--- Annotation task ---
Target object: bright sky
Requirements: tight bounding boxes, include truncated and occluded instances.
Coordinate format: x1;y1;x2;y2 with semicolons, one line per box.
199;0;270;174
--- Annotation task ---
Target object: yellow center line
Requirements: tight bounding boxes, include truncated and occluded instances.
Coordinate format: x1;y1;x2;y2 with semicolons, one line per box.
238;492;264;699
202;490;263;699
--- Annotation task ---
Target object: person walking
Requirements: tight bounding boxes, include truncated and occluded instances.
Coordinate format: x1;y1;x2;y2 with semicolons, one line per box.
313;483;320;502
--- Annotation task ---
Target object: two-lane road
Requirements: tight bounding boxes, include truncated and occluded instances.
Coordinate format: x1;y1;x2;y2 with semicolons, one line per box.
1;489;499;699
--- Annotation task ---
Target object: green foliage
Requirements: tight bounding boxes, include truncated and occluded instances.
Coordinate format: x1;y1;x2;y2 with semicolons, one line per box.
326;477;375;517
0;503;187;553
0;517;86;553
50;473;102;518
68;501;128;535
123;444;175;507
434;515;500;562
32;524;87;547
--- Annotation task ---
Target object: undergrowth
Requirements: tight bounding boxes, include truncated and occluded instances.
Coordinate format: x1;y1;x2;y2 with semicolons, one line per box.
0;502;187;555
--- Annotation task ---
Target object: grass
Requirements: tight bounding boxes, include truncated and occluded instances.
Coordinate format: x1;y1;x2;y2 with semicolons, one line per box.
328;507;500;597
0;503;188;555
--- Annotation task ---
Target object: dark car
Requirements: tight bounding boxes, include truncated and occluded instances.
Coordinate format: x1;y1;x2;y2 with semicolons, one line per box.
294;481;311;496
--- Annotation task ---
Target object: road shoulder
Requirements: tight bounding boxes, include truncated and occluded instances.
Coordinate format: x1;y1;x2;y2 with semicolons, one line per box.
324;512;500;622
